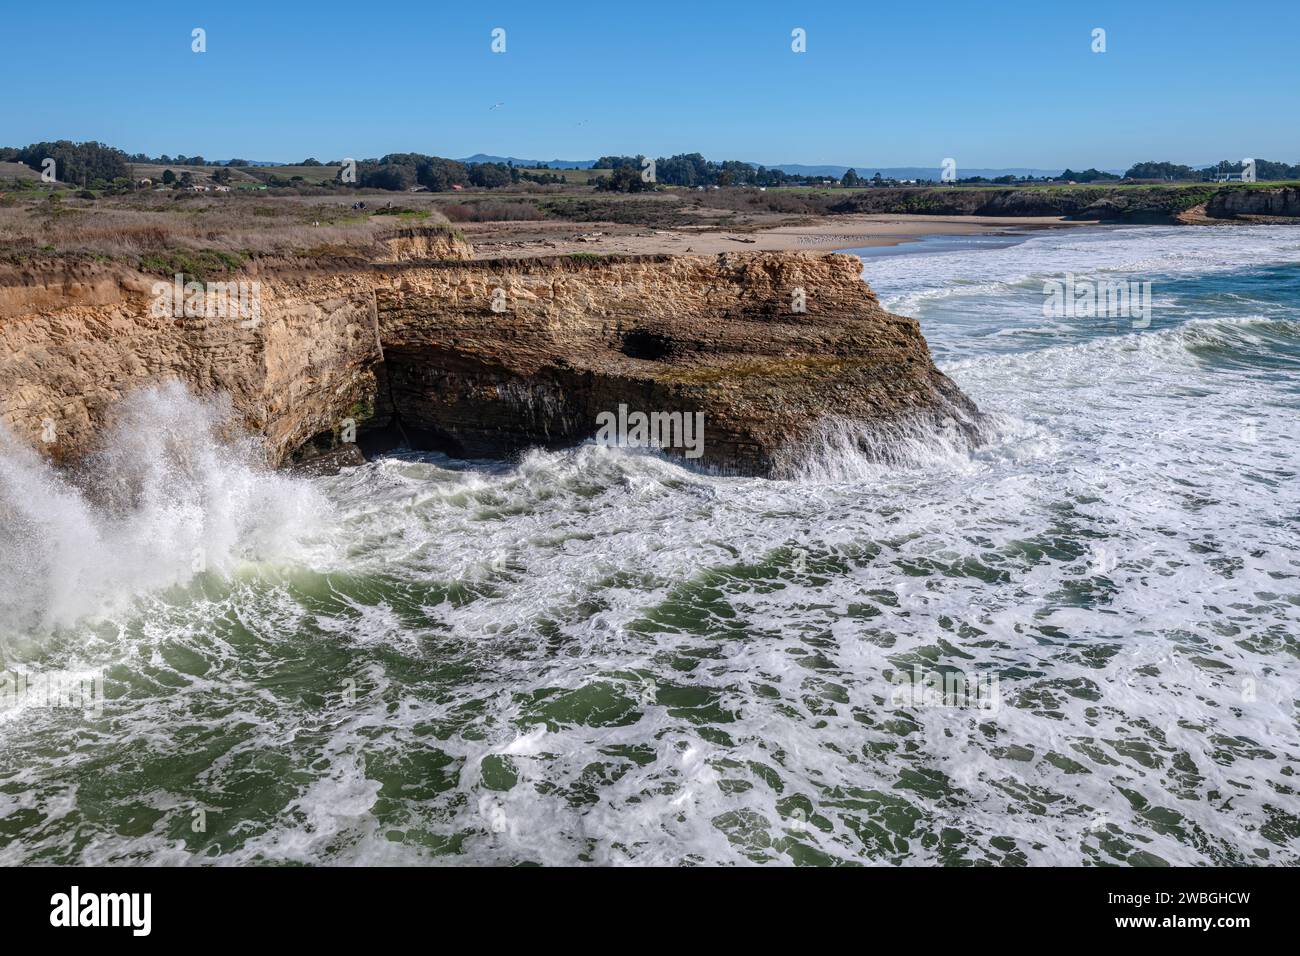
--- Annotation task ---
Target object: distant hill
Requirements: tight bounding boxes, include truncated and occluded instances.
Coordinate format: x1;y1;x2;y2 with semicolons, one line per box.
459;154;595;169
0;161;42;181
759;164;1126;180
456;156;1125;178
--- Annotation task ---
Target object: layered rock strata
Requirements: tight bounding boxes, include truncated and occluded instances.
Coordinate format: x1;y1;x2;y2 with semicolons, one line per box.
0;245;982;477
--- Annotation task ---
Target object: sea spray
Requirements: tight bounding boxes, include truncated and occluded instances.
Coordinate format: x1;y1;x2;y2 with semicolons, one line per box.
777;407;999;482
0;382;329;640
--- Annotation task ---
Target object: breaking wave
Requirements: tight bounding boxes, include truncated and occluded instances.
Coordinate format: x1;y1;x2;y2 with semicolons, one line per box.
0;382;327;642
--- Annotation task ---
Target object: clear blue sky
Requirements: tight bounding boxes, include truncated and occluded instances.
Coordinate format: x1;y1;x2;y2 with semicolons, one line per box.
2;0;1296;169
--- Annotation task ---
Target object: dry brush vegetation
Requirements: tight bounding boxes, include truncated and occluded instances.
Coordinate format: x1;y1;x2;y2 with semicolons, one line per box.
0;192;454;274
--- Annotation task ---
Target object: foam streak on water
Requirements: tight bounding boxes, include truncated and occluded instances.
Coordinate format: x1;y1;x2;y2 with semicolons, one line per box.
1;226;1298;866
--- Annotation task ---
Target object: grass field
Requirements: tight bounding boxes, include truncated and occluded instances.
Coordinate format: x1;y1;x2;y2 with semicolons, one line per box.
126;163;259;185
0;162;42;182
0;189;459;266
516;166;605;184
240;164;342;185
125;163;327;186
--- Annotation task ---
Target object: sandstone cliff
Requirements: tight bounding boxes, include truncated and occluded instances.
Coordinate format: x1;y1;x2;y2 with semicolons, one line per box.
0;246;982;478
1204;186;1300;220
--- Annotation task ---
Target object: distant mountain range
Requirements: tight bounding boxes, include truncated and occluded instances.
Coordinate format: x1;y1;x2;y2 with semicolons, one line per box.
458;154;595;169
220;155;1234;178
455;156;1130;179
207;160;288;167
757;165;1128;179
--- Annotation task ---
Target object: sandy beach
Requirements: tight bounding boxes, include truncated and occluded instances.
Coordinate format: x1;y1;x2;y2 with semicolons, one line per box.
464;213;1097;259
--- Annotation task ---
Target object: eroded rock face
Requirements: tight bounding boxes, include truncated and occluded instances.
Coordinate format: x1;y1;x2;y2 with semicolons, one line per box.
372;252;982;475
1205;186;1300;219
376;226;474;263
0;260;382;466
0;251;983;477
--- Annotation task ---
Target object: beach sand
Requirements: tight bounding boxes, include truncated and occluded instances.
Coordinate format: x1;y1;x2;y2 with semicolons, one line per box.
464;214;1097;260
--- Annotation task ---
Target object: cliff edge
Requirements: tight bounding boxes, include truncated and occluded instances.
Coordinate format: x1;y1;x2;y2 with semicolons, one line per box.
0;245;983;478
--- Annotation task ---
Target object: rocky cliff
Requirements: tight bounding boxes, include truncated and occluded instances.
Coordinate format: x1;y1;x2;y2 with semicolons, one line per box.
1204;186;1300;220
0;245;983;477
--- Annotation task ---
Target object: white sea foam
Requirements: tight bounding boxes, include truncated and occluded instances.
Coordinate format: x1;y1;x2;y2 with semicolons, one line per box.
0;382;328;643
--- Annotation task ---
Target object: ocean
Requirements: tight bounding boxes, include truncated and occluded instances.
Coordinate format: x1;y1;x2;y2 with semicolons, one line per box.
2;223;1298;865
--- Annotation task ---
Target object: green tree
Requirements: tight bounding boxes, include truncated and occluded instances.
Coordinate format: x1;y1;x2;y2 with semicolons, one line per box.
597;165;649;192
468;162;512;188
359;163;416;190
418;157;469;191
1123;161;1199;181
17;140;129;185
593;155;640;170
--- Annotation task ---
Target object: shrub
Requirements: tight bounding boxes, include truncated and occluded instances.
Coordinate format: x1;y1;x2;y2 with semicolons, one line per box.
441;200;547;222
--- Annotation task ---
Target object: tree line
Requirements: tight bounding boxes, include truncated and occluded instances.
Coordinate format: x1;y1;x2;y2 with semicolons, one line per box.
1;141;129;187
5;141;1297;193
593;153;808;189
1124;159;1300;181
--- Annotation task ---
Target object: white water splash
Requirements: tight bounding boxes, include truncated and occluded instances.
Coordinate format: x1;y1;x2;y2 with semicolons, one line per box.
0;382;328;643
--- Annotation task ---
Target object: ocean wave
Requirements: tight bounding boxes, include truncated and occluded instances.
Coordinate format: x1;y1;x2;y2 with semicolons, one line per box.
0;382;327;643
943;313;1300;377
871;223;1300;317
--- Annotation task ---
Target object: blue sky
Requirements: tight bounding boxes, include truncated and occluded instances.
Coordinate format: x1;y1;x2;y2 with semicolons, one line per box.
2;1;1296;168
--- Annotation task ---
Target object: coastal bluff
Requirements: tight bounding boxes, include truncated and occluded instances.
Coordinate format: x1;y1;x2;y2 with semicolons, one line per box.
0;243;983;477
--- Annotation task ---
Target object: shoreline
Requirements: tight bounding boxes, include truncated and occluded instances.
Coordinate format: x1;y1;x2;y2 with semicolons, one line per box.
465;213;1099;259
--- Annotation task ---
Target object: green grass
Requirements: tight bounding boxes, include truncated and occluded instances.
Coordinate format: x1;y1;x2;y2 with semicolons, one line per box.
370;218;467;243
756;186;842;195
517;166;606;185
137;248;247;282
243;164;341;185
0;161;41;181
